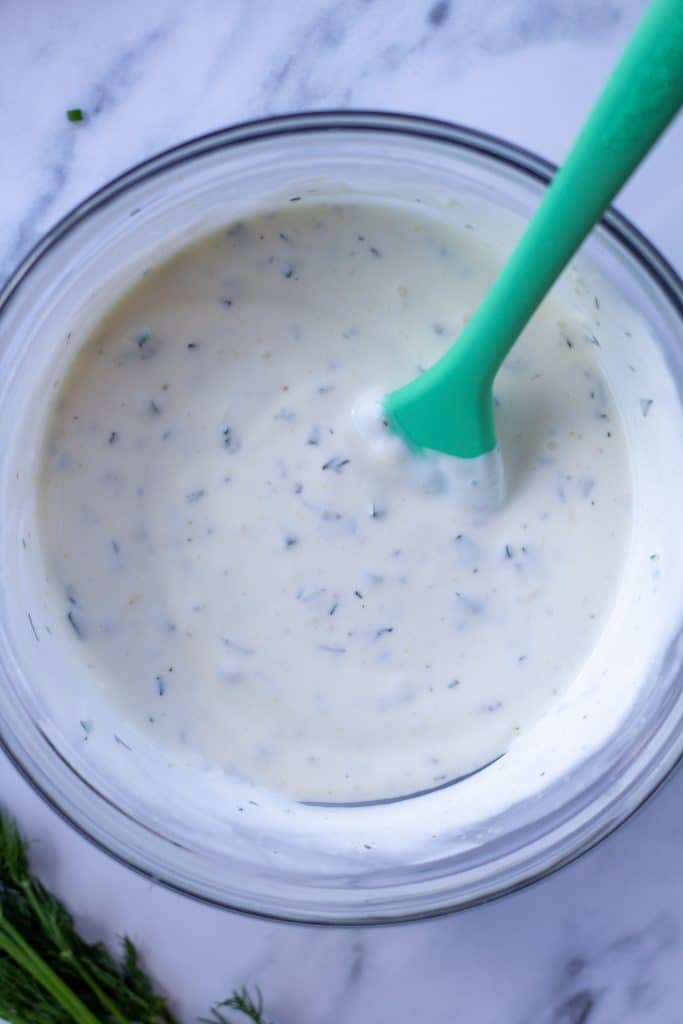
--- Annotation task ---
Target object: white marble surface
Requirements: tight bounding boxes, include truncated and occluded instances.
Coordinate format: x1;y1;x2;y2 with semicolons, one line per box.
1;1;682;1021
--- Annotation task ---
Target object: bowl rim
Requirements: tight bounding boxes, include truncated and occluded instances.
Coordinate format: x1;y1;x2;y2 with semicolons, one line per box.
1;109;682;925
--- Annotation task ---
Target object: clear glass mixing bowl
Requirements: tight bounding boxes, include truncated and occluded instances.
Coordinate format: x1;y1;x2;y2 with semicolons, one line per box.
1;112;682;923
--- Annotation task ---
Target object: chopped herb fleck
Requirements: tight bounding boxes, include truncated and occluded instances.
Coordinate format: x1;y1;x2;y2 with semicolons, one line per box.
222;425;241;453
27;612;39;642
65;607;85;636
66;107;85;122
134;332;160;359
322;456;350;473
226;221;247;240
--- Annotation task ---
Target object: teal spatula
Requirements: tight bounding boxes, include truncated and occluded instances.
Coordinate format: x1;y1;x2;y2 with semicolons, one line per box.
384;0;683;491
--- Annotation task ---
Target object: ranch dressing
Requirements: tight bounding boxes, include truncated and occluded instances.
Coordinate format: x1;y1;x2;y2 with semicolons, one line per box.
37;200;632;803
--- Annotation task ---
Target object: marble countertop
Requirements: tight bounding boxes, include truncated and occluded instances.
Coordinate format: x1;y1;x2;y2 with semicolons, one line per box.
1;1;682;1021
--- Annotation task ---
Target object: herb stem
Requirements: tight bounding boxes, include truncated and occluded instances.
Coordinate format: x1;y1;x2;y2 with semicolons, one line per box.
18;876;125;1021
72;955;131;1024
0;914;101;1024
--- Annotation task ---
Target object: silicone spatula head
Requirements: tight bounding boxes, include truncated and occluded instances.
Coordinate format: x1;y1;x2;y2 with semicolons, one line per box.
384;0;683;485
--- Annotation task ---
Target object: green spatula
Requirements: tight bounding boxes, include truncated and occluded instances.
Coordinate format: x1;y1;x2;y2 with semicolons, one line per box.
384;0;683;499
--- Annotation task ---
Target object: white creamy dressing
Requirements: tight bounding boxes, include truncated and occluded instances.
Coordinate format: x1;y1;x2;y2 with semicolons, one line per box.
36;200;635;803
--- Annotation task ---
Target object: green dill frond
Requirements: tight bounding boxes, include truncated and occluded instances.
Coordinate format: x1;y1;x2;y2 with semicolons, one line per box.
0;809;178;1023
1;809;268;1024
0;815;30;886
202;985;268;1024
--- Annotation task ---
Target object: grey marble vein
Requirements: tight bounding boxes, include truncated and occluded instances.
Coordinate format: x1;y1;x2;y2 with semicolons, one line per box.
518;915;678;1023
1;22;173;286
255;0;642;115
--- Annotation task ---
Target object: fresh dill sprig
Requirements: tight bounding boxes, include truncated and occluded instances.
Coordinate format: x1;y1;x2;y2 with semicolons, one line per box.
201;987;268;1024
0;811;267;1024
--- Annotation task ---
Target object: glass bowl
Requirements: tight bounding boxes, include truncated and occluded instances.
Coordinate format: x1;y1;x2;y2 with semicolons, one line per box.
1;112;682;924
